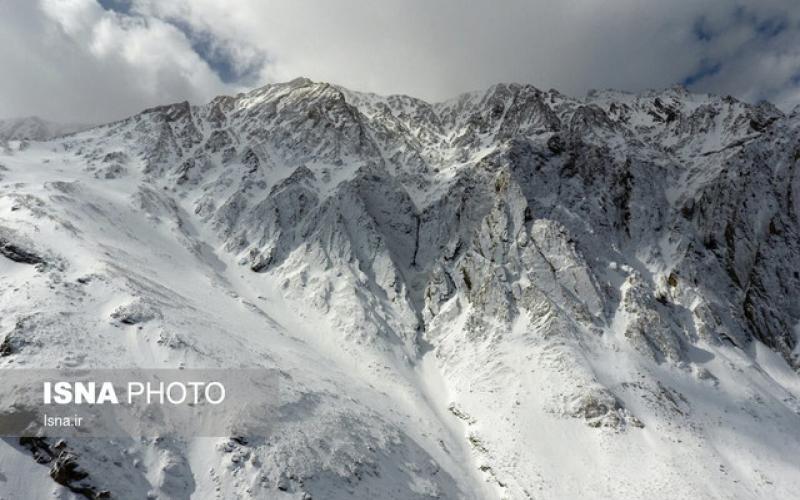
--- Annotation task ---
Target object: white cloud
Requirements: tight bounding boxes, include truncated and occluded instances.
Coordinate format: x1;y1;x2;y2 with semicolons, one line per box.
0;0;232;122
1;0;799;122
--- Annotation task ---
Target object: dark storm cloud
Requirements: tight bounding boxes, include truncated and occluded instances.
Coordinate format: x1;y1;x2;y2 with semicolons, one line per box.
1;0;799;123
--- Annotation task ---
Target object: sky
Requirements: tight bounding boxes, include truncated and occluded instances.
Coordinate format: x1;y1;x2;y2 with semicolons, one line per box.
1;0;800;123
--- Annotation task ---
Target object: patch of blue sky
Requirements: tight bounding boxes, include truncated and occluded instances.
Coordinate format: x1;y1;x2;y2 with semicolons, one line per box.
682;61;722;87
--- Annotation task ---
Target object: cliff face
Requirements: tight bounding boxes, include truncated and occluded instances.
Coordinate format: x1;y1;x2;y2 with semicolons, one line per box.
0;79;799;499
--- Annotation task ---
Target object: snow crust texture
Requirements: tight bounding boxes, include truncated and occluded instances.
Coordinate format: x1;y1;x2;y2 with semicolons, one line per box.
1;78;800;499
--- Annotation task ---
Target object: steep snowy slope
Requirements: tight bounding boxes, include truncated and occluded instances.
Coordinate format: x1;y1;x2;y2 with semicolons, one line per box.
0;78;799;499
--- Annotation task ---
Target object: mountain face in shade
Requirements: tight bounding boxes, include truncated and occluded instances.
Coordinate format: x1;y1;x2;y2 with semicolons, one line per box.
0;78;799;499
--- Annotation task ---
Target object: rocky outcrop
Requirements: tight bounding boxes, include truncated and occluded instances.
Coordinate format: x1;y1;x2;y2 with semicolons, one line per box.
19;437;108;499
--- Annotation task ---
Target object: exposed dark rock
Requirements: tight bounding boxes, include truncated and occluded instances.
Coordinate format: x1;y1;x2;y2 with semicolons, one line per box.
50;452;101;499
0;238;45;265
19;436;55;464
667;273;678;287
19;438;105;499
547;134;564;155
0;335;17;356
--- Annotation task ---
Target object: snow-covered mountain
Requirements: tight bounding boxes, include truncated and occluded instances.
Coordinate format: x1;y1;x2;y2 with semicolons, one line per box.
0;116;90;142
1;77;799;499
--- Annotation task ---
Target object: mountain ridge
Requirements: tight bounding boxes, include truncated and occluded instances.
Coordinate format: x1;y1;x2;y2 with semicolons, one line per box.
0;78;799;499
0;116;91;142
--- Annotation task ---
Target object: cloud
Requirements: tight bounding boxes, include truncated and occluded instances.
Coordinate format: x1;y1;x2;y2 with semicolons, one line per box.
0;0;231;122
1;0;799;123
